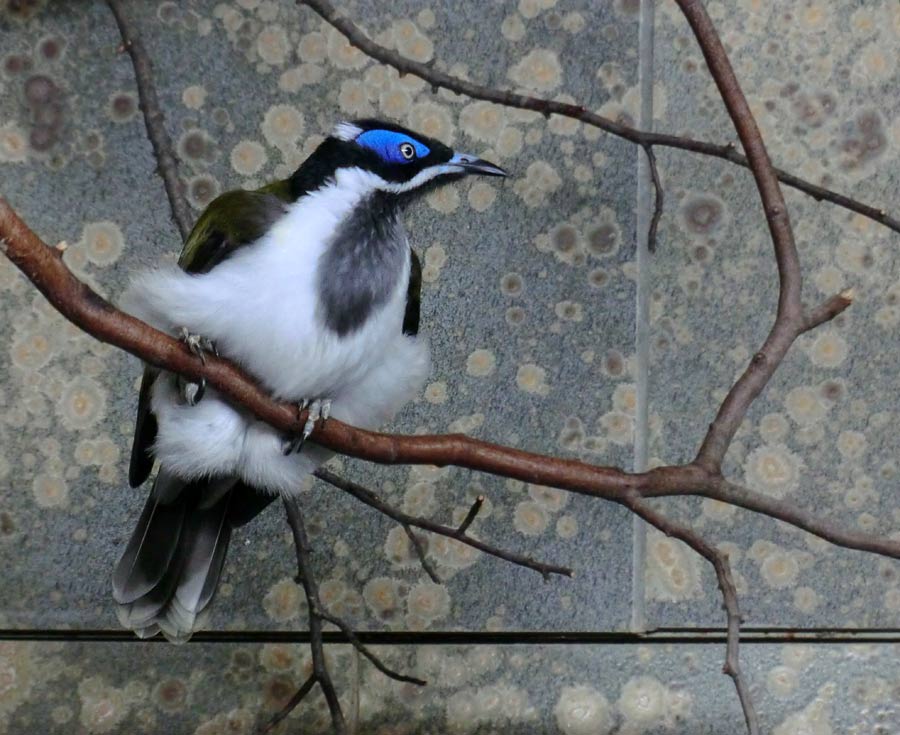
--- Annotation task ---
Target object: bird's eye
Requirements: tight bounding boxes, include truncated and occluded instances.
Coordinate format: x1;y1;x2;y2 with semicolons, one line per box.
399;142;416;160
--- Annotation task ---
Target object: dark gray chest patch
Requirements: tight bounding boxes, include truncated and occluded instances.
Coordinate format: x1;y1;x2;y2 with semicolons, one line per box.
317;194;408;337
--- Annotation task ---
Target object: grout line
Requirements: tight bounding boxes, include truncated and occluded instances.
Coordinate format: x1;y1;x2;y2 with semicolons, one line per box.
631;0;656;634
2;629;899;645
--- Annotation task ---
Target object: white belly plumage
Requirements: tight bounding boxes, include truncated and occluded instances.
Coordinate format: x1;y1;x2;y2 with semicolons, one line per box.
120;178;431;494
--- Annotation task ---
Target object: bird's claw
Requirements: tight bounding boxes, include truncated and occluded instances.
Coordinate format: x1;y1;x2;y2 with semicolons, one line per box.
177;327;218;405
282;398;331;455
179;327;218;365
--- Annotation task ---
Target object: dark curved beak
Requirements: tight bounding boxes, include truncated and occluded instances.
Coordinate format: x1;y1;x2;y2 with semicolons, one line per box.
448;152;508;177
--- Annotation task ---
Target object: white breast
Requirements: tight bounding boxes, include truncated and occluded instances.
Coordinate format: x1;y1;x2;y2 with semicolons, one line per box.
121;169;431;493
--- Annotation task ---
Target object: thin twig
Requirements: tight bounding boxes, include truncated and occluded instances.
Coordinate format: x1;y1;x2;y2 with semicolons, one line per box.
258;673;316;735
105;0;193;242
401;524;441;584
625;494;759;735
315;467;572;579
317;610;426;686
455;495;484;536
642;144;664;253
297;0;900;237
282;496;347;735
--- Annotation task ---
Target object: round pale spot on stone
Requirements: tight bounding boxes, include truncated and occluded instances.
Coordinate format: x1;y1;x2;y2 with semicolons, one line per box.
554;685;612;735
187;174;220;209
556;514;578;539
601;410;632;445
784;386;826;426
619;676;666;724
501;272;523;296
508;49;563;92
263;577;301;621
82;221;124;266
809;331;848;368
363;577;403;620
514;160;562;208
326;27;368;69
760;550;799;589
466;349;496;377
408;100;454;143
516;363;549;395
32;473;68;508
513;500;549;536
279;64;324;92
178;128;215;164
257;25;289;65
379;87;412;118
767;666;798;698
681;194;725;234
426;186;459;214
759;412;789;440
230;140;267;176
497;126;524;156
793;587;819;614
393;20;433;62
424;381;448;404
460;100;504;144
555;300;583;322
501;14;526;42
261;104;304;147
107;92;136;123
0;122;28;163
529;483;567;511
407;581;449;625
338;78;373;117
467;181;496;212
181;85;207;110
297;31;326;62
58;376;106;430
744;444;802;498
837;430;867;459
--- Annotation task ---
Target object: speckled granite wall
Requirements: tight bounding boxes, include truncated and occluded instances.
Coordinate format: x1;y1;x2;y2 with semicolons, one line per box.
0;0;898;733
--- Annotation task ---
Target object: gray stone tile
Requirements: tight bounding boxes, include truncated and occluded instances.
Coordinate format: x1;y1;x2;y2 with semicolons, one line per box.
358;641;900;734
0;640;355;734
3;639;898;734
0;0;640;633
644;2;900;627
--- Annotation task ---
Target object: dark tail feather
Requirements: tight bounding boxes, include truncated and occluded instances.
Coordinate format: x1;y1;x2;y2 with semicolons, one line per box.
113;472;237;644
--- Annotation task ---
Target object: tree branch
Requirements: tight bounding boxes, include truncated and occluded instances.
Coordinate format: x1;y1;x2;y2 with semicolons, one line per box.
314;468;571;580
296;0;900;238
626;494;759;735
105;0;193;242
281;496;347;734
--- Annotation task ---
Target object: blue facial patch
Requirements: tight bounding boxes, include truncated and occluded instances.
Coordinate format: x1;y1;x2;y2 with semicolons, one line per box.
356;129;430;164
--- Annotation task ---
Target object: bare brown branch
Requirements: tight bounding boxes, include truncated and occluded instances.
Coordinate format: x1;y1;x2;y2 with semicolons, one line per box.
105;0;194;242
626;494;759;735
1;199;896;570
314;467;571;579
282;496;347;734
258;674;316;735
297;0;900;238
642;144;664;253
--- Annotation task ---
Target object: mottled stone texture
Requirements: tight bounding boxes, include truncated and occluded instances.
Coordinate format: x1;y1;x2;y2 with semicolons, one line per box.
0;0;899;732
646;0;900;629
1;641;898;733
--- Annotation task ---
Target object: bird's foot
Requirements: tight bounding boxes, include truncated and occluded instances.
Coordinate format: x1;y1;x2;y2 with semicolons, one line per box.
177;327;218;406
282;398;332;455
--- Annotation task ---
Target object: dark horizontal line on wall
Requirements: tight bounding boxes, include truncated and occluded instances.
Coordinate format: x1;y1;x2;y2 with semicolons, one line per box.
2;628;899;645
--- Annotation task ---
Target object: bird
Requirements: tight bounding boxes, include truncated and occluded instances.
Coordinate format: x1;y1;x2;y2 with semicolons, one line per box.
111;119;508;643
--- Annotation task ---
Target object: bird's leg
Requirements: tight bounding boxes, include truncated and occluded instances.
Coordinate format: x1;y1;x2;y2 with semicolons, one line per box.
282;398;332;455
177;327;218;406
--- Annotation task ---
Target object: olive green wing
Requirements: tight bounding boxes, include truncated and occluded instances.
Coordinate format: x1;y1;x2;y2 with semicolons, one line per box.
128;186;290;488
